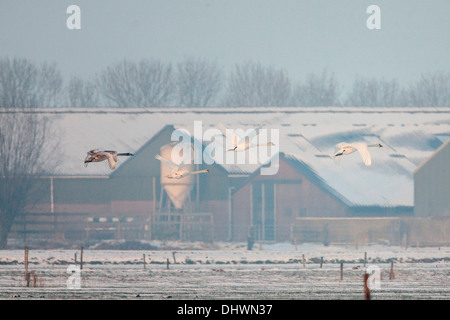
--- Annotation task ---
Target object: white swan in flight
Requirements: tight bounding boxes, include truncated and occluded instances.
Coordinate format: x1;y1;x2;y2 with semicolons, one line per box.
84;149;134;169
332;142;382;166
155;154;209;179
217;123;275;152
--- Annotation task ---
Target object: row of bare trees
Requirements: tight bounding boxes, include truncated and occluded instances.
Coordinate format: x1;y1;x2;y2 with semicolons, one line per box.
68;59;450;108
2;56;449;109
345;74;450;107
0;58;63;108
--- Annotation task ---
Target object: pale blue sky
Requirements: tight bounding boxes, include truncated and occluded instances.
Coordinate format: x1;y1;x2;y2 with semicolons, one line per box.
0;0;449;93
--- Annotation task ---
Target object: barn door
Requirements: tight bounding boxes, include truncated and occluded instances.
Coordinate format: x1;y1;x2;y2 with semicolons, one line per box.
252;182;275;241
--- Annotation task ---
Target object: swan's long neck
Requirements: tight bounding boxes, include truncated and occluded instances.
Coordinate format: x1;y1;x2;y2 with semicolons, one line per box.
256;142;274;146
117;153;134;156
184;169;209;176
192;169;209;174
368;144;382;148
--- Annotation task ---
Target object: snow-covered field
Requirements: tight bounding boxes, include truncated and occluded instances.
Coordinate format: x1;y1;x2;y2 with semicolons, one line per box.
1;242;449;300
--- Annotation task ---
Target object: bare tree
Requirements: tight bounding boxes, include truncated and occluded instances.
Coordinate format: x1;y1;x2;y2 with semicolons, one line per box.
291;69;341;106
222;61;291;107
67;75;100;107
0;109;59;248
344;76;402;107
403;71;450;107
98;59;174;107
175;57;223;107
0;57;60;248
0;57;63;108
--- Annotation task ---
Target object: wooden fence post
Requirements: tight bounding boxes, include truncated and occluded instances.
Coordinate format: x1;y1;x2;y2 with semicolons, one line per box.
80;246;84;270
340;263;343;281
390;261;395;280
363;273;371;300
24;247;29;281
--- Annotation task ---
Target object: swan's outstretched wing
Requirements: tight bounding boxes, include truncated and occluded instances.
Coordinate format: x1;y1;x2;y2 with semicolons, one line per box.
335;142;348;150
104;152;117;169
352;142;372;166
155;154;179;171
217;123;239;147
218;123;239;151
217;123;259;147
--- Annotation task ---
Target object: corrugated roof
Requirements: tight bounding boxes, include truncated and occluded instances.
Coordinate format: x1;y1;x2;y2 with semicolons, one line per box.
5;107;449;207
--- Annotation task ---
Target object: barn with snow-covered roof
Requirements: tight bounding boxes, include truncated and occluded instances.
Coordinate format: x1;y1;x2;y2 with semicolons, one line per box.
7;107;450;244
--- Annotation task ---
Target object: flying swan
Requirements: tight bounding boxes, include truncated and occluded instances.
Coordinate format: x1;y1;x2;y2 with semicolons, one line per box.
332;142;383;166
155;154;209;179
84;149;134;170
217;123;275;152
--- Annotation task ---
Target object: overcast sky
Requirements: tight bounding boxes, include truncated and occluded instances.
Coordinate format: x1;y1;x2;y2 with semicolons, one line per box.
0;0;449;93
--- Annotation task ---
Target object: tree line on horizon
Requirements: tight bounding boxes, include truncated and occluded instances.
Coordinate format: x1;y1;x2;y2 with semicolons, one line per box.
1;56;450;110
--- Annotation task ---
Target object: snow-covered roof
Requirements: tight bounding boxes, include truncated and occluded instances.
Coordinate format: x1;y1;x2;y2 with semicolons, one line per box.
413;138;450;174
11;106;450;207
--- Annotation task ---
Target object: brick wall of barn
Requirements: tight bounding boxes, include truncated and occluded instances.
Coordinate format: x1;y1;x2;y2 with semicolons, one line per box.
231;156;348;242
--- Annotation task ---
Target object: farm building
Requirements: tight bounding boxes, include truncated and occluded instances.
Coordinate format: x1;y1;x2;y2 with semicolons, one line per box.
5;107;450;245
414;138;450;218
407;139;450;246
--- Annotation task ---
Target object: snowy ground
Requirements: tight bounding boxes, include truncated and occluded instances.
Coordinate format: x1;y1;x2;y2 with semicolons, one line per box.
0;241;449;300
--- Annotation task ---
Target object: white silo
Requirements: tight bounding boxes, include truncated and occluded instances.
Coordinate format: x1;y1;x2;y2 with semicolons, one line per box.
159;142;195;210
